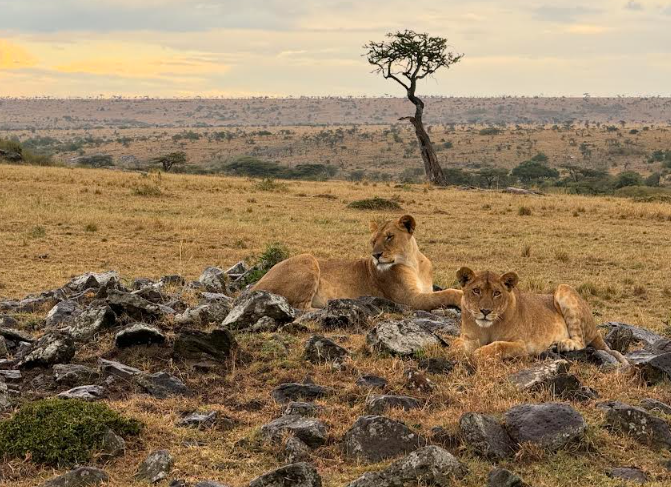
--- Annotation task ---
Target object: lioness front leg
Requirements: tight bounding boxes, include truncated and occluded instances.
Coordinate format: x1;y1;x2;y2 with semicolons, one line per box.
406;289;463;310
473;340;527;360
553;284;588;352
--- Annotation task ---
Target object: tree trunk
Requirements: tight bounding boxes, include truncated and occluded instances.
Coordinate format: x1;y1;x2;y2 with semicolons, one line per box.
401;91;447;186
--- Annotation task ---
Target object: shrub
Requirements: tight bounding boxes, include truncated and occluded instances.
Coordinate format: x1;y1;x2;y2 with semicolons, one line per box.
479;127;501;136
243;242;290;285
511;160;559;184
614;171;643;189
131;184;163;197
0;398;141;466
347;197;402;211
253;178;288;192
518;206;532;216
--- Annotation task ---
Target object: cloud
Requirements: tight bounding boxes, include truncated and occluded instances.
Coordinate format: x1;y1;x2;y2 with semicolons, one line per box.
533;6;599;23
565;24;609;34
0;39;37;69
624;1;643;11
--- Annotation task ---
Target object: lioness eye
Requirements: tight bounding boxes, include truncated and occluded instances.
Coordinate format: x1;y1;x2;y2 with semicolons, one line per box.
385;234;393;241
472;288;480;295
493;291;501;298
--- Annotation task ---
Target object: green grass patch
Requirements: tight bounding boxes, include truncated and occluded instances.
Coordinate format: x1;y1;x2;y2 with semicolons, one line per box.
347;197;402;211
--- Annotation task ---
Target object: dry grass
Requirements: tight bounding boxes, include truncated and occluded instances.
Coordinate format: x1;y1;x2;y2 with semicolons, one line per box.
1;165;671;486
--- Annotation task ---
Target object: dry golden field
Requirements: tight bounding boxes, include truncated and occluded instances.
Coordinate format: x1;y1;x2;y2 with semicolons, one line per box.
1;164;671;487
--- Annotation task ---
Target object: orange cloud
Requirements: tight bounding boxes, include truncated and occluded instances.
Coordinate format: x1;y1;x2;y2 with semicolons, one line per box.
0;39;37;70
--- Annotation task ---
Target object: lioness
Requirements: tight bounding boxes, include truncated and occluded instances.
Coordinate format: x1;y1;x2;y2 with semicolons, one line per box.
253;214;462;310
453;267;626;362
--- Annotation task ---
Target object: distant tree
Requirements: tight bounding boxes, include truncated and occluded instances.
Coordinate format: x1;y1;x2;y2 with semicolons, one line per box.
476;167;510;189
645;172;661;187
614;171;643;189
154;151;187;172
364;30;463;185
511;160;559;184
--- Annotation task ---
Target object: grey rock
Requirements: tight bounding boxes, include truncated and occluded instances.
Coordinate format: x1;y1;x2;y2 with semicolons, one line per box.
45;300;81;327
640;398;671;415
605;326;634;354
178;411;217;429
343;415;426;463
346;446;467;487
601;322;664;349
556;348;622;370
0;336;8;357
248;462;322;487
195;482;230;487
135;450;174;483
417;357;456;375
504;402;587;451
107;289;174;321
367;319;444;357
173;329;237;361
0;369;21;382
487;468;529;487
459;412;517;461
310;299;372;329
175;302;230;327
508;360;570;391
100;428;126;457
285;436;311;463
40;467;109;487
544;374;598;402
250;316;279;332
58;385;105;401
63;305;116;341
272;383;328;404
366;395;421;414
261;415;327;448
115;323;166;348
199;266;228;293
53;364;101;387
304;335;350;364
626;350;671;384
200;292;233;304
284;402;323;417
19;332;75;368
65;271;120;293
0;382;11;411
412;313;461;339
0;326;33;343
599;400;671;450
98;358;142;379
607;467;647;484
158;274;185;287
136;371;189;399
404;367;435;392
222;291;295;330
356;374;387;389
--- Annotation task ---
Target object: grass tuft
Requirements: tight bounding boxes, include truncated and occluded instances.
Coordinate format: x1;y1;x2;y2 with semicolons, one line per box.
347;197;402;211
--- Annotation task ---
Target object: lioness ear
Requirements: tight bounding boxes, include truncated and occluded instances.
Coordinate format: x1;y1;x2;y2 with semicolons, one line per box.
369;221;379;233
457;267;475;287
501;272;519;290
398;214;416;234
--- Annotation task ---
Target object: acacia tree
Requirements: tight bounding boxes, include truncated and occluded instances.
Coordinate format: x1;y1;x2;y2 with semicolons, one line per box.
154;151;187;172
365;30;462;185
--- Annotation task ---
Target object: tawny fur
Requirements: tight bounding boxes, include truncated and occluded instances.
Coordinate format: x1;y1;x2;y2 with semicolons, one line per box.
453;267;626;363
253;214;462;310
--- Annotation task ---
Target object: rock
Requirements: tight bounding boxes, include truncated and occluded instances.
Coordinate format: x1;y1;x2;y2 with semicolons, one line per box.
136;371;189;399
607;467;647;484
250;316;279;332
366;395;421;414
556;348;622;371
599;400;671;450
641;398;671;415
504;402;587;451
175;302;231;327
346;445;467;487
508;360;570;391
248;462;322;487
0;336;8;357
487;468;529;487
284;402;323;417
459;413;517;461
356;375;387;389
417;357;456;375
411;311;461;339
601;322;664;349
39;467;109;487
404;367;435;392
261;415;327;448
355;296;408;315
173;329;237;361
0;314;19;328
0;369;21;382
45;300;81;327
605;326;634;354
367;319;444;357
272;383;328;404
226;261;248;277
107;289;174;321
58;385;105;401
63;305;116;341
98;358;142;379
546;374;598;402
343;415;426;463
53;364;101;387
0;326;34;343
65;271;120;293
199;266;228;293
626;350;671;384
158;274;185;287
195;482;230;487
100;428;126;457
222;291;295;330
19;332;75;368
178;411;217;429
304;335;350;364
115;323;166;348
285;436;311;463
310;299;372;329
135;450;174;483
0;382;11;411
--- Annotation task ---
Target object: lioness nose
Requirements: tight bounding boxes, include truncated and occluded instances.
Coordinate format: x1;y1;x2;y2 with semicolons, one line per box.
372;252;383;260
480;309;492;317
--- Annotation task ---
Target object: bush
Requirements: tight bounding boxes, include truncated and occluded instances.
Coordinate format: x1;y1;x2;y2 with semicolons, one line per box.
0;398;141;466
614;171;643;189
479;127;501;136
243;242;290;285
131;183;163;197
443;168;474;186
220;156;337;181
511;160;559;184
0;138;53;166
253;178;288;192
347;197;402;211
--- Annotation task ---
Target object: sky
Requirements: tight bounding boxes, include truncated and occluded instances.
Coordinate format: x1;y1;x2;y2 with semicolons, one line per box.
0;0;669;97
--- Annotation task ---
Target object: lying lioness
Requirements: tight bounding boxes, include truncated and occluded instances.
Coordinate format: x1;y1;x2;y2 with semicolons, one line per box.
454;267;626;362
253;214;462;310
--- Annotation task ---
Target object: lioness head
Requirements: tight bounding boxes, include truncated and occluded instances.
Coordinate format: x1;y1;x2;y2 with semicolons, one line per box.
369;214;417;271
457;267;519;328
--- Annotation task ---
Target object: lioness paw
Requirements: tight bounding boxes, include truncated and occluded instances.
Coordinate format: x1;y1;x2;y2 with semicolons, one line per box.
556;338;582;352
